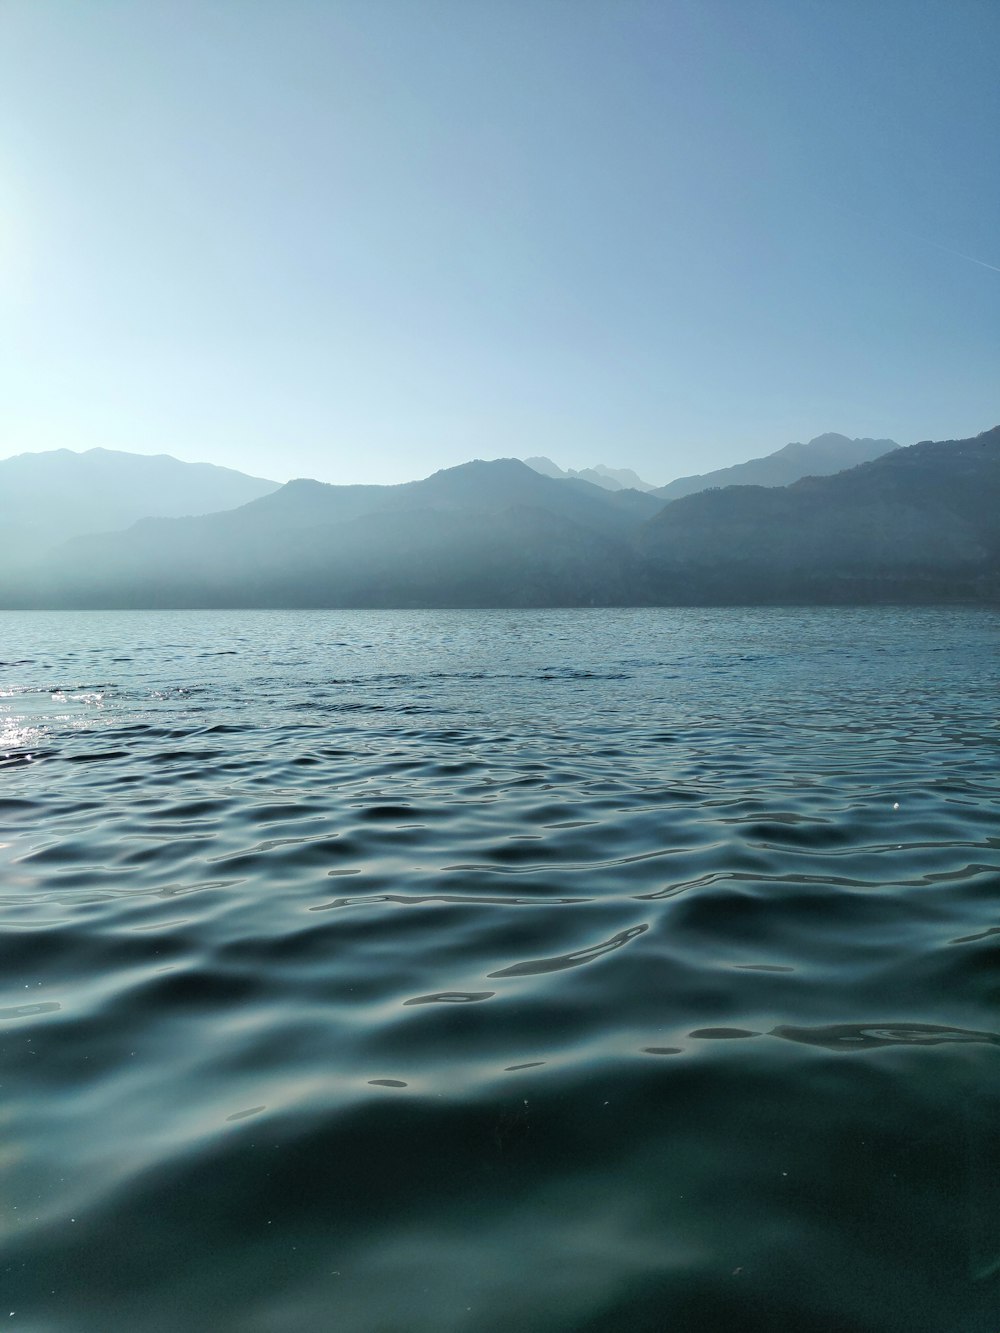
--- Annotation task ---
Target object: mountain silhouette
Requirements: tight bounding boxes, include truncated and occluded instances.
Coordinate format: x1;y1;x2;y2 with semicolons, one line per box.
8;459;659;607
639;427;1000;603
4;431;997;608
0;447;279;566
524;457;658;492
654;433;898;501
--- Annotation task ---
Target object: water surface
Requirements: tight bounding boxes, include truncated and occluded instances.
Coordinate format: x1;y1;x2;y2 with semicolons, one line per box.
1;608;998;1331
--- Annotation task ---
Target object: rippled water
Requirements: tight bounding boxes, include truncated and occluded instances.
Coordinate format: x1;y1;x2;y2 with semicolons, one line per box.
1;608;999;1332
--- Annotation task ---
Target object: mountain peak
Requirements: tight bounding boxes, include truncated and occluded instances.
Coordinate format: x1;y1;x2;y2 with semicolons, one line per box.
805;433;852;447
655;433;899;502
0;447;280;563
522;457;657;492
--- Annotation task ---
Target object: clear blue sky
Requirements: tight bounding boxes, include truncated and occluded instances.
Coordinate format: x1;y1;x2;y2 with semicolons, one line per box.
2;0;997;485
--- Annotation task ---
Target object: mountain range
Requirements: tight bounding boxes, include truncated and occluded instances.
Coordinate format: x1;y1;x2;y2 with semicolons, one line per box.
2;428;997;607
3;458;660;608
524;433;899;502
640;427;1000;603
652;433;899;501
0;447;279;566
523;458;659;492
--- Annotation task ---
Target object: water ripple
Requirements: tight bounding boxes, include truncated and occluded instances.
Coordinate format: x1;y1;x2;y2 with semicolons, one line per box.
488;924;649;977
0;606;998;1332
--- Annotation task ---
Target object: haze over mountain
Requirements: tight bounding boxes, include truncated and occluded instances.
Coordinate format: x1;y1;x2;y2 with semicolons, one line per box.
641;427;1000;603
4;428;997;609
0;448;279;565
524;458;659;493
4;459;660;608
654;433;899;501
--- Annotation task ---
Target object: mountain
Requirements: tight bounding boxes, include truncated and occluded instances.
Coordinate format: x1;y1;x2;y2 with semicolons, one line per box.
0;447;280;565
6;432;998;608
524;457;658;492
654;433;899;501
6;458;662;608
639;426;1000;603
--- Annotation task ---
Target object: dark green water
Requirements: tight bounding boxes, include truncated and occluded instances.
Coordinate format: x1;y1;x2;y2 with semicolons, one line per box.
1;608;998;1332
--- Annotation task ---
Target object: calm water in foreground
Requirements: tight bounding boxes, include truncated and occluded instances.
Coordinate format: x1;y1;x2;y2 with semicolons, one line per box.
1;608;998;1332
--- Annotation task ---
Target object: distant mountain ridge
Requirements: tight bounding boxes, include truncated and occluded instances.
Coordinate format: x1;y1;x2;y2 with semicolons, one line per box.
3;429;997;608
4;458;662;608
524;457;658;492
640;426;1000;603
0;447;279;565
654;433;899;501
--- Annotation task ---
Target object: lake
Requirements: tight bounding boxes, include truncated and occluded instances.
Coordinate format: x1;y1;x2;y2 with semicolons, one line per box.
1;607;998;1331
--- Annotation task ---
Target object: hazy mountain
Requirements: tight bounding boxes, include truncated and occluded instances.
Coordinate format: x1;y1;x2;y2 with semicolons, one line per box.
6;432;998;608
639;426;1000;603
524;457;658;492
654;433;899;501
6;459;661;608
0;447;280;565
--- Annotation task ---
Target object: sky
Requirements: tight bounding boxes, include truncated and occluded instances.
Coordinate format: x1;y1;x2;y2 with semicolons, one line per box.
1;0;997;486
